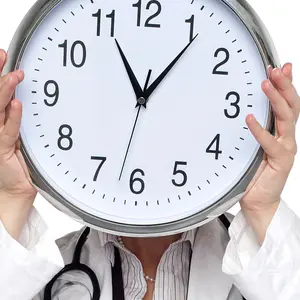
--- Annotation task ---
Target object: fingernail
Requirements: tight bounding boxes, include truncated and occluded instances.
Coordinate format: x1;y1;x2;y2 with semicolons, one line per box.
273;67;282;75
0;50;5;63
267;65;273;78
16;69;24;81
249;114;255;121
265;79;273;88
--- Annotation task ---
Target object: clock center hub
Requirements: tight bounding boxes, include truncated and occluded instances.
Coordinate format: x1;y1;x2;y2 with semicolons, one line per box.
137;97;146;105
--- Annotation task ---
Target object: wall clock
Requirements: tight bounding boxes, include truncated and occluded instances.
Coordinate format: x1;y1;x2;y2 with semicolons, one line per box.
4;0;278;236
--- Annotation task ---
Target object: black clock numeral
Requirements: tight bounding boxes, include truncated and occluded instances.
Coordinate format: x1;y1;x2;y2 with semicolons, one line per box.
92;9;115;37
224;91;240;119
185;15;195;42
132;0;161;28
44;80;59;107
213;48;229;75
59;40;87;68
130;169;145;194
172;161;188;187
206;134;222;160
145;0;161;27
58;124;73;151
91;156;107;181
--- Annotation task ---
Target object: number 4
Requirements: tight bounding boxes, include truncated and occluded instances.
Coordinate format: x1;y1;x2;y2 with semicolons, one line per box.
206;134;223;160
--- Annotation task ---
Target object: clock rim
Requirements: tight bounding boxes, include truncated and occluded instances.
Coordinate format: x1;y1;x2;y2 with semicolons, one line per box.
3;0;279;237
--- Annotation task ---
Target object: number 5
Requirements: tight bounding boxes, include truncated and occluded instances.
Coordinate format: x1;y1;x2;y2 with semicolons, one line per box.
172;161;188;187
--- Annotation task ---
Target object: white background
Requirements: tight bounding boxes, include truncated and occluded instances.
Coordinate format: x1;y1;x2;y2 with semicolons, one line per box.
0;0;299;239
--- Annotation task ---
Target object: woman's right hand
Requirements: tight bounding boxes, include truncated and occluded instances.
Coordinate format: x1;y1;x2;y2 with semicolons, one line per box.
0;49;37;240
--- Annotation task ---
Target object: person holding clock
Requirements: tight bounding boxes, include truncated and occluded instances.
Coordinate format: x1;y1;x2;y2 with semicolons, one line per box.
1;0;300;299
0;48;300;300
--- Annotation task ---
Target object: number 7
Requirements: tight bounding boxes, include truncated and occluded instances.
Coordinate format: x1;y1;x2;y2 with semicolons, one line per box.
91;156;107;181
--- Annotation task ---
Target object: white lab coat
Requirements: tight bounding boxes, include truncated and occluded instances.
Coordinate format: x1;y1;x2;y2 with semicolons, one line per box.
0;199;300;300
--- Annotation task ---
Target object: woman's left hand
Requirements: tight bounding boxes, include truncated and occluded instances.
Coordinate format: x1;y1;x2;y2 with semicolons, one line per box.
241;63;300;244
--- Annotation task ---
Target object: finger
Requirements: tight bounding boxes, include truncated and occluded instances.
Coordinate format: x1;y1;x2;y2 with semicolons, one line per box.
262;79;295;137
0;49;7;75
0;69;24;92
282;62;293;82
270;67;299;122
0;99;22;152
0;71;24;127
246;114;282;158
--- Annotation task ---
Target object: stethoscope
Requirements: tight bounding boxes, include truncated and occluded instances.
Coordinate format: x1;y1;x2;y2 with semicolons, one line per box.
44;214;246;300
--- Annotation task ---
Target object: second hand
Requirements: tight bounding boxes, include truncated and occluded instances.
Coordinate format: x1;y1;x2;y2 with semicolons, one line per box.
118;69;152;181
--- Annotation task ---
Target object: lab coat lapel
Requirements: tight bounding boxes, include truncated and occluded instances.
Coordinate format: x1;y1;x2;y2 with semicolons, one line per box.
187;219;233;300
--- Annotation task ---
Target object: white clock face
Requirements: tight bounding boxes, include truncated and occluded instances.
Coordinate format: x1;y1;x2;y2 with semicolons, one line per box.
16;0;269;225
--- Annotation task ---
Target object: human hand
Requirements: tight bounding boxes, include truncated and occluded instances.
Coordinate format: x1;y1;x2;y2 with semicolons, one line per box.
0;49;37;240
241;63;299;244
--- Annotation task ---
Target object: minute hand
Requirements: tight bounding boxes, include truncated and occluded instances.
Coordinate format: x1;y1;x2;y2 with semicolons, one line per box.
143;34;198;100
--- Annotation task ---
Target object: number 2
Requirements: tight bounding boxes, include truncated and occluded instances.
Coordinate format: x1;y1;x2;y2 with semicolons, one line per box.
213;48;229;75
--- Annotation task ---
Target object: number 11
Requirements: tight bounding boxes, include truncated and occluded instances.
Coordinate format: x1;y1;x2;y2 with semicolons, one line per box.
92;9;115;37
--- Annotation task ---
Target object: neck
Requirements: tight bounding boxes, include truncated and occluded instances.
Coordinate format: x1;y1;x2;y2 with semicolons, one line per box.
122;234;182;275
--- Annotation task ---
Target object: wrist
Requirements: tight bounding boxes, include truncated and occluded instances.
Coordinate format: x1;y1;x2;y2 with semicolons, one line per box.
240;199;280;245
0;192;36;240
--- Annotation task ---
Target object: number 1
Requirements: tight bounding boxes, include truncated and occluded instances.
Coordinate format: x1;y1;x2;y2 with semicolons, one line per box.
185;15;195;42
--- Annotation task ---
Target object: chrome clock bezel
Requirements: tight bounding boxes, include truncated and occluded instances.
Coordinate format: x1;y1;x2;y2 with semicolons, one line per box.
4;0;279;236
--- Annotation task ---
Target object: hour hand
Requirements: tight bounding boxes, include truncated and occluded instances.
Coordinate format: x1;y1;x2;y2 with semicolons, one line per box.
115;39;144;100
